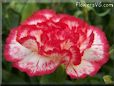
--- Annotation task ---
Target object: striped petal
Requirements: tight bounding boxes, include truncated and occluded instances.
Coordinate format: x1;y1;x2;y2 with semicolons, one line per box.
13;53;62;76
66;26;109;78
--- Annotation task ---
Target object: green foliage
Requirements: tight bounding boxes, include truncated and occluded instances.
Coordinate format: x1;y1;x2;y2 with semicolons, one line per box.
40;66;67;84
21;1;39;22
2;1;114;85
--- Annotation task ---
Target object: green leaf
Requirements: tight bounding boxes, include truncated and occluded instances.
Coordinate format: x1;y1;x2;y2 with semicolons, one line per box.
110;45;114;60
12;4;25;13
3;8;20;28
21;0;39;22
9;1;24;13
2;69;27;84
40;66;67;84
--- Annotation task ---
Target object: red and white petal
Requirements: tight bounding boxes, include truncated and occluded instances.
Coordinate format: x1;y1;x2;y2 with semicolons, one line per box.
17;25;39;41
66;27;109;79
4;28;62;76
51;14;70;23
82;26;109;65
13;53;62;76
66;60;100;79
16;25;31;40
22;15;46;25
79;32;94;53
4;28;32;62
32;9;56;20
29;29;43;46
60;16;79;30
18;37;38;52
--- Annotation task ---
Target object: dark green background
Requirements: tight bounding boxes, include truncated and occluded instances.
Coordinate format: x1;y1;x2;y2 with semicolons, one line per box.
2;0;114;85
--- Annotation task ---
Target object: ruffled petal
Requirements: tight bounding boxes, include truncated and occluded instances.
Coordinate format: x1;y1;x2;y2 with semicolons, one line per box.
82;26;109;65
60;16;79;30
79;31;94;53
4;28;62;76
18;36;38;52
22;15;46;25
66;60;100;79
17;25;42;42
51;14;70;23
66;27;109;79
4;28;32;62
13;53;62;76
32;9;56;19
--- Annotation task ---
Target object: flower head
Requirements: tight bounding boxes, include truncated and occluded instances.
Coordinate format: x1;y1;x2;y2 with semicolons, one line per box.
4;9;109;79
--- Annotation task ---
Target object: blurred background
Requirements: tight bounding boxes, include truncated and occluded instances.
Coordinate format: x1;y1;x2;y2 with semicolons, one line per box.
2;0;114;85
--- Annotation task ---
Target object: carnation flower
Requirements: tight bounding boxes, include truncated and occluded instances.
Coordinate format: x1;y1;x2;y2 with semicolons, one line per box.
4;9;109;79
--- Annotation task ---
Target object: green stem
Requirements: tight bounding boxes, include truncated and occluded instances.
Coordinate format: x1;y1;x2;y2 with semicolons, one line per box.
80;0;89;22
